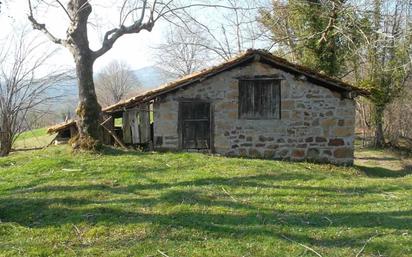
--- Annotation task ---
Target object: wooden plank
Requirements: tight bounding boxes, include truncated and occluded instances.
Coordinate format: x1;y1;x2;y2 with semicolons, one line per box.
122;110;132;144
239;80;255;119
178;102;183;149
101;116;112;126
101;125;127;149
139;103;151;143
239;79;281;119
129;109;140;144
254;80;264;118
100;117;127;149
101;116;114;145
180;102;210;149
273;81;281;119
210;103;215;153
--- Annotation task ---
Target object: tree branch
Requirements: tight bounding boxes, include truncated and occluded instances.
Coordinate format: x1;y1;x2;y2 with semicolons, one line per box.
94;1;253;60
27;0;67;46
55;0;73;21
93;0;154;59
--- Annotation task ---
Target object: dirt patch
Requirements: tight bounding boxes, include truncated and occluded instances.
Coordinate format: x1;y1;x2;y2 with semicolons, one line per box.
355;146;412;177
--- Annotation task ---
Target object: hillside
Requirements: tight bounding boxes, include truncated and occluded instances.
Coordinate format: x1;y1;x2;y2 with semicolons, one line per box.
55;66;175;100
41;66;176;125
0;146;411;256
13;128;55;150
134;66;176;89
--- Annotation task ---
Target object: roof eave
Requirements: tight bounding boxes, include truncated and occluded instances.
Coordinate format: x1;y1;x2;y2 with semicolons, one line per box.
258;55;369;97
103;53;257;113
103;50;370;114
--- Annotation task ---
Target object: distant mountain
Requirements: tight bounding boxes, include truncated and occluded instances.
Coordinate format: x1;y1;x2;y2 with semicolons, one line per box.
49;78;77;98
133;66;176;90
46;66;176;121
51;66;175;99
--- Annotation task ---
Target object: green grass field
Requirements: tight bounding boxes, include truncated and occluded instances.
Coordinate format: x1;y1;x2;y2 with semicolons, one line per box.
0;145;411;256
13;128;55;149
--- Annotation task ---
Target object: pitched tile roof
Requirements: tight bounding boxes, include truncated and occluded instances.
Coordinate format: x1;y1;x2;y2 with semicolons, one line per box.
103;49;369;113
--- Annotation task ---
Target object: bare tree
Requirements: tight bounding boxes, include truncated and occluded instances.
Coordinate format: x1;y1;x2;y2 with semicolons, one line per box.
27;0;240;149
180;0;265;61
57;98;77;122
356;0;412;147
95;60;141;107
151;0;265;79
385;83;412;146
0;30;69;156
153;25;209;77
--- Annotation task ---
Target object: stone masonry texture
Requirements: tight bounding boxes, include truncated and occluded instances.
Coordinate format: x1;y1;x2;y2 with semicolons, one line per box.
153;61;356;165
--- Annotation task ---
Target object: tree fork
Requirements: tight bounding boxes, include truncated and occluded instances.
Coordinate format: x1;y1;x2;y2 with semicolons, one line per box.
27;0;230;149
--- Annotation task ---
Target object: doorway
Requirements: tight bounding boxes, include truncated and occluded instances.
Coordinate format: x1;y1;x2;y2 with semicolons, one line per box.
179;101;211;150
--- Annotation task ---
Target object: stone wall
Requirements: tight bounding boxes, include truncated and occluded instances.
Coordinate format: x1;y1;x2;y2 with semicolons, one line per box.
153;61;356;165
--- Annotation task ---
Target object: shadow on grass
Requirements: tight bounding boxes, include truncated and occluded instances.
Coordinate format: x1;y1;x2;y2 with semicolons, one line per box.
356;165;412;178
99;146;151;156
0;192;410;249
11;173;354;195
100;146;177;157
356;156;399;161
1;173;411;221
1;162;411;251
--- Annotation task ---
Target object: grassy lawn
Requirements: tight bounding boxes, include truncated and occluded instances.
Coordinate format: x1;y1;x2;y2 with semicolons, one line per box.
0;146;411;256
13;128;55;150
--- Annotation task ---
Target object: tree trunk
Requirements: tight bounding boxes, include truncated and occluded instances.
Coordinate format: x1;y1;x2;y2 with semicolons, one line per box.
65;0;103;148
373;105;385;148
0;116;13;156
27;0;154;149
75;54;102;142
0;132;12;157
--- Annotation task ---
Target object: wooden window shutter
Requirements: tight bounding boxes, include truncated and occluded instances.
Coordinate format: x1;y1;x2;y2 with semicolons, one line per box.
238;79;280;119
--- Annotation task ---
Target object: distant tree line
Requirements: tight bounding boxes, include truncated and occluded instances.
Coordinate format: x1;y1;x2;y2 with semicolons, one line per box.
259;0;412;148
95;61;141;107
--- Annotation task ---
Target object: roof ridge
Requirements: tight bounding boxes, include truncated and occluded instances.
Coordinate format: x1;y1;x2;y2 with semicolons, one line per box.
103;49;369;113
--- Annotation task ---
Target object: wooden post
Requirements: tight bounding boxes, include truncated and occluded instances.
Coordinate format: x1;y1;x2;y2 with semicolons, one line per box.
100;117;127;149
139;103;151;143
101;115;114;145
122;110;132;144
129;109;139;144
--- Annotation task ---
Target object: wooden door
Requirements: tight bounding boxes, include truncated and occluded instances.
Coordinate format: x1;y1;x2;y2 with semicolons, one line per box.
180;102;211;149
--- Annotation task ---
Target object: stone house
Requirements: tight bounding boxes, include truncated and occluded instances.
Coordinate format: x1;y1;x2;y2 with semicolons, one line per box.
55;50;368;165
